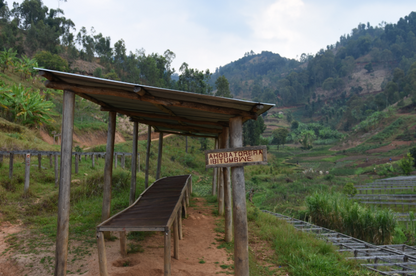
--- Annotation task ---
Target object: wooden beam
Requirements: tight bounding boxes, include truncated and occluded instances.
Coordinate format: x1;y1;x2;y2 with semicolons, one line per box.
223;127;232;243
101;112;116;239
55;90;75;276
130;122;138;205
145;125;151;189
24;153;30;194
119;231;127;258
97;232;108;276
218;131;225;216
173;215;179;260
156;132;163;180
152;129;218;139
164;228;171;275
101;108;228;128
9;152;13;179
44;80;256;119
212;138;218;196
131;118;222;134
229;116;249;276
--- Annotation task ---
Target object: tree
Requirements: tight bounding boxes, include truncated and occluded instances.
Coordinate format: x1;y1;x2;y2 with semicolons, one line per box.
298;130;315;150
177;62;212;94
243;116;266;146
215;75;232;98
364;62;373;73
286;111;293;123
272;128;289;149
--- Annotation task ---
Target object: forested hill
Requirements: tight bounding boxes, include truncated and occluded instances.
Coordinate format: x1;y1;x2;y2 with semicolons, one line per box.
211;11;416;128
209;51;300;99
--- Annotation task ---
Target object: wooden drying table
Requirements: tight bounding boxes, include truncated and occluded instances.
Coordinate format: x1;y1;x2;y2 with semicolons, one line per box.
96;175;192;276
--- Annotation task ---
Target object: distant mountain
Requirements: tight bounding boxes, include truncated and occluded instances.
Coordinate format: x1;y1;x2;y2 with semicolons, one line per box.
211;12;416;131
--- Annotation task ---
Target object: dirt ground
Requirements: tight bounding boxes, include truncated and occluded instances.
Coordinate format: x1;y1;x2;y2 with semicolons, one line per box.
366;141;414;154
0;221;23;276
40;129;126;147
0;198;237;276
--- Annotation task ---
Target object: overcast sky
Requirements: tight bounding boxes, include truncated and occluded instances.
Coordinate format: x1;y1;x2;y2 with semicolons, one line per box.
14;0;416;73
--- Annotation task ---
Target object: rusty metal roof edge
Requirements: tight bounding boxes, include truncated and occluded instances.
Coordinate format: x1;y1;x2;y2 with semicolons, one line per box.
35;67;275;109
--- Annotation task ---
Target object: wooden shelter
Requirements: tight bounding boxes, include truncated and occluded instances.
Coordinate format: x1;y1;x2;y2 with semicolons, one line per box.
36;68;274;276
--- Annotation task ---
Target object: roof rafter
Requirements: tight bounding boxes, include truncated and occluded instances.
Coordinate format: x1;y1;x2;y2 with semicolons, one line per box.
129;118;223;134
101;107;228;127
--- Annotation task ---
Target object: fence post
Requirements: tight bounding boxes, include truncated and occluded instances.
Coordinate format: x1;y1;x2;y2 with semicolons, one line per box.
75;153;79;174
92;154;95;168
114;153;118;169
38;153;42;171
24;153;31;193
9;152;14;179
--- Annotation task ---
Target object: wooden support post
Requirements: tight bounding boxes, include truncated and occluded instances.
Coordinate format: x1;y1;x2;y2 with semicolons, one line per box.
49;154;53;168
101;112;116;240
9;152;13;179
114;153;117;168
97;232;108;276
92;154;95;168
178;207;183;240
222;127;232;243
164;228;171;276
54;154;59;187
182;198;187;218
24;153;30;194
121;154;125;169
130;122;138;205
75;153;79;174
229;116;249;276
145;125;151;188
55;90;75;276
185;188;190;207
38;153;41;171
119;231;127;258
173;215;179;260
212;138;218;196
156;132;163;180
218;135;225;216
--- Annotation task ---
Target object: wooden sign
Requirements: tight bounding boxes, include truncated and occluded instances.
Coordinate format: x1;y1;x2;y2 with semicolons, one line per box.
205;145;267;168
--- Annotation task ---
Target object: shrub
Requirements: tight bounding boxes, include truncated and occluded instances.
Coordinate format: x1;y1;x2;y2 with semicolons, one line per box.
34;51;69;71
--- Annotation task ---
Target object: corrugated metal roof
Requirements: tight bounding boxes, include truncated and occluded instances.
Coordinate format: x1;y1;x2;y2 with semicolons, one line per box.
36;68;274;137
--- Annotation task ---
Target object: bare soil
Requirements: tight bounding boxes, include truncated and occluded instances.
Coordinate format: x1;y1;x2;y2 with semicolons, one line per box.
39;129;125;147
366;141;414;154
0;198;241;276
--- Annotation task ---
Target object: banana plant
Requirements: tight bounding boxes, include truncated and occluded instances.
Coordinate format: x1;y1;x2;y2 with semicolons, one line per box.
0;48;18;73
0;84;56;127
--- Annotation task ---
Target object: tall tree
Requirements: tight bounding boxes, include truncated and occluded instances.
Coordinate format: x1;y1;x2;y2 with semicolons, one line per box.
215;75;232;98
243;116;266;146
177;62;212;94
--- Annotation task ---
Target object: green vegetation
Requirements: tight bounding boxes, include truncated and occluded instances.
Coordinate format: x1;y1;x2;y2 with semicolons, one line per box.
306;192;396;244
247;205;375;276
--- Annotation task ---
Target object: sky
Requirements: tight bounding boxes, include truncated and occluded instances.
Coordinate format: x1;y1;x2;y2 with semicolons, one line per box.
14;0;416;73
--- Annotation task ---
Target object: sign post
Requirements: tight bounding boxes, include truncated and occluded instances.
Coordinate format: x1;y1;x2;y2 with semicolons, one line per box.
205;145;267;169
205;144;267;276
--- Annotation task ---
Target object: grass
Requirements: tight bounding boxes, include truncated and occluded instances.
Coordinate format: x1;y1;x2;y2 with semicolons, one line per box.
247;205;376;276
305;192;396;244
